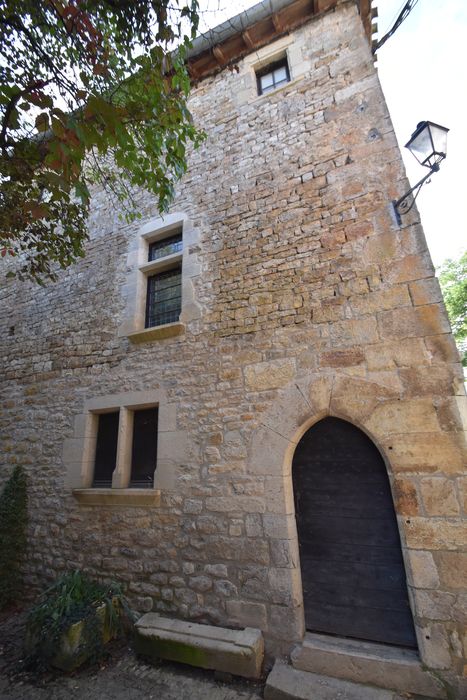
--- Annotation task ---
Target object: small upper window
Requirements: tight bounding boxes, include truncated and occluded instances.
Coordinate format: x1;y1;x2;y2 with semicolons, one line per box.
256;58;290;95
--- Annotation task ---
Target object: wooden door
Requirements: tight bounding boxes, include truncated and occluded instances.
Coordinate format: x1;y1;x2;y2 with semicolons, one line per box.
293;417;416;648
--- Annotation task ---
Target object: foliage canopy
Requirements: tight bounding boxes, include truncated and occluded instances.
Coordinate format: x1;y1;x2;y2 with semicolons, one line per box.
438;250;467;367
0;0;203;282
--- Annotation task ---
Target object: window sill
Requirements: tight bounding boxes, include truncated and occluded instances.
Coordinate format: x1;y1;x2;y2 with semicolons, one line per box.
139;251;183;276
72;488;161;506
126;322;185;344
250;75;302;103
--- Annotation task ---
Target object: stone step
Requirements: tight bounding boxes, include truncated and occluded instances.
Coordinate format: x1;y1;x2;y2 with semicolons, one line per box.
290;633;446;699
134;613;264;679
264;662;409;700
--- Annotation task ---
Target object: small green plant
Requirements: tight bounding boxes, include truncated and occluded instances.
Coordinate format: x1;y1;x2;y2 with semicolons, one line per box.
25;570;132;670
0;466;28;610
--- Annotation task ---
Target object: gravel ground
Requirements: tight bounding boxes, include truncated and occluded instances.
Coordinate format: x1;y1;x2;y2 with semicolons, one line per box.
0;608;264;700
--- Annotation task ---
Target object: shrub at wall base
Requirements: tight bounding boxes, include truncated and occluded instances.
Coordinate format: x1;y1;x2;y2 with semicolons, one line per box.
25;571;130;672
0;466;28;610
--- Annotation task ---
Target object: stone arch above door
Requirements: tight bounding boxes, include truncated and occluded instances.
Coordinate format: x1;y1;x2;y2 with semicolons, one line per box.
249;372;400;486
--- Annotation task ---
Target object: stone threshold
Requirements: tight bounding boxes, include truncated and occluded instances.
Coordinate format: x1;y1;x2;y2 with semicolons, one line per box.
290;633;447;699
265;662;412;700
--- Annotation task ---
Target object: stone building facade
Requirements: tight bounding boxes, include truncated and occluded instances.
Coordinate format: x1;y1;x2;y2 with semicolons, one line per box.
1;0;466;695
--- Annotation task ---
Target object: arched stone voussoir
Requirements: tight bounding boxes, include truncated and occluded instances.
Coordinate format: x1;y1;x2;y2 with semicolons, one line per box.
329;374;400;424
248;374;333;477
249;372;400;479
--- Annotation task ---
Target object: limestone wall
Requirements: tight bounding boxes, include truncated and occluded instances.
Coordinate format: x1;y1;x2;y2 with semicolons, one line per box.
0;1;465;693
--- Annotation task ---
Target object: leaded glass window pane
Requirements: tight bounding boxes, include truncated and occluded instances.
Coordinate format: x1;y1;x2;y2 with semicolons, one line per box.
148;232;182;262
146;266;182;328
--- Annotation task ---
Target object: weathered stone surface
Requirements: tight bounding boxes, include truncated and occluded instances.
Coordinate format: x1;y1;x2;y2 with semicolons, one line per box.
412;590;457;621
205;497;266;514
264;662;397;700
244;360;296;392
291;633;446;698
269;605;304;642
417;623;452;670
365;338;430;371
225;600;268;630
404;518;467;550
406;550;440;589
319;349;365;368
392;477;419;515
365;399;440;435
399;365;457;398
381;254;434;285
409;278;443;306
134;614;264;679
378;305;451;340
328;318;379;347
383;433;465;474
420;477;460;516
436;552;467;590
329;377;395;422
457;476;467;512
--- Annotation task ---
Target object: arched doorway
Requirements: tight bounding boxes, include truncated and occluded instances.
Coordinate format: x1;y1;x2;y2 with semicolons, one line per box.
292;417;417;648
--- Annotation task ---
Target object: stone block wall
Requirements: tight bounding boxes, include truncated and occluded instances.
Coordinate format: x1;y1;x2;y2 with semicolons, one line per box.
0;1;466;694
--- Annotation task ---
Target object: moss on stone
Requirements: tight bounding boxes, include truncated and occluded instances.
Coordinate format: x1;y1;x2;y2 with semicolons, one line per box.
135;633;210;669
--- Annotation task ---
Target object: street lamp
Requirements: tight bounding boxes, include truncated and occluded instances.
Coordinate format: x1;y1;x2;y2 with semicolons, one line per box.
393;120;449;226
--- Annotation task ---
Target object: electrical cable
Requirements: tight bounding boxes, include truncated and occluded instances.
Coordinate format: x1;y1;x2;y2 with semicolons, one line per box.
372;0;420;54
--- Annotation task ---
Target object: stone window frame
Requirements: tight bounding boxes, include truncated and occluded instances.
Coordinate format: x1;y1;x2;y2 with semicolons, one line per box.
64;389;189;506
118;212;201;344
232;34;312;108
255;56;291;95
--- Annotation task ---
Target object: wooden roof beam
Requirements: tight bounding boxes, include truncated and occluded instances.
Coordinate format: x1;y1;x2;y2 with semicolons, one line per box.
213;45;227;66
272;13;284;32
187;61;200;80
242;29;255;50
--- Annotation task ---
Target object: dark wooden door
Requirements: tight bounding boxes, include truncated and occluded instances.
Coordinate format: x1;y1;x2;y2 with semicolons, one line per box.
293;417;416;648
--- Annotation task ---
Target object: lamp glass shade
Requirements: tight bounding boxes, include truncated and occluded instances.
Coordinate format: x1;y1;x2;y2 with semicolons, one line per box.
405;121;449;168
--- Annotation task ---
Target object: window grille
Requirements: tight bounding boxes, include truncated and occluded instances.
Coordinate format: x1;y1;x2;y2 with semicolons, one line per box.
148;232;182;262
146;266;182;328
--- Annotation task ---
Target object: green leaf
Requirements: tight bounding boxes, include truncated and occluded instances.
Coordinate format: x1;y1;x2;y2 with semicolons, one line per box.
35;112;49;132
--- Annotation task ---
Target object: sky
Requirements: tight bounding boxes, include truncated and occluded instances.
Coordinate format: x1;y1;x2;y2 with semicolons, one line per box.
197;0;466;267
